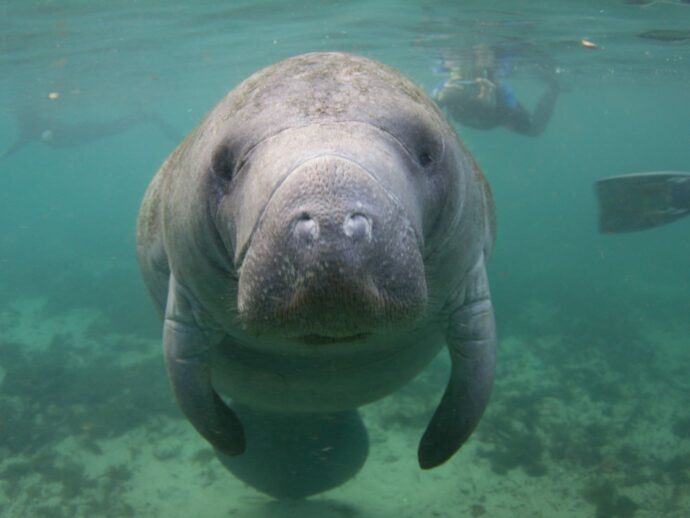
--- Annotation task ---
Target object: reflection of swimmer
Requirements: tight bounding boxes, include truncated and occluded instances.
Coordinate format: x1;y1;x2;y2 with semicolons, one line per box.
1;106;182;161
595;171;690;233
432;44;560;136
638;29;690;42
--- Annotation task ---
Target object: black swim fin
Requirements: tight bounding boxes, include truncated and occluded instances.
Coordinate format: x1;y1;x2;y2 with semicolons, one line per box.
595;171;690;233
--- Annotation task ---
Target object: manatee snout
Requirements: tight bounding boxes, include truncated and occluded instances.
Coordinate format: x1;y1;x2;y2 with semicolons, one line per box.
237;155;427;338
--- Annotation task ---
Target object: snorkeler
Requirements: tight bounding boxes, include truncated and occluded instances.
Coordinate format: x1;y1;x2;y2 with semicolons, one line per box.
595;171;690;232
432;44;560;137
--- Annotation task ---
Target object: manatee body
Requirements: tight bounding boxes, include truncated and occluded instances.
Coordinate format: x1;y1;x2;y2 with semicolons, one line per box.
136;52;496;498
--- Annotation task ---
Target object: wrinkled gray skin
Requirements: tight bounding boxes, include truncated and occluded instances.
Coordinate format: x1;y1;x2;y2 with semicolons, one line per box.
137;52;496;491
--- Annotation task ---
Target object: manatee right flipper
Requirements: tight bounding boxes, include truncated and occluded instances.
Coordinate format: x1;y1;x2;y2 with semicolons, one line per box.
164;276;245;456
418;260;496;469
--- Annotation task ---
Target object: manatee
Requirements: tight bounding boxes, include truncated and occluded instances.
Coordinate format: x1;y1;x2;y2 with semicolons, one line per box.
136;52;496;498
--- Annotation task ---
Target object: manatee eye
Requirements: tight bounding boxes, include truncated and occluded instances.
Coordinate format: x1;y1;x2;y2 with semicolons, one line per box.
418;150;434;168
211;145;236;180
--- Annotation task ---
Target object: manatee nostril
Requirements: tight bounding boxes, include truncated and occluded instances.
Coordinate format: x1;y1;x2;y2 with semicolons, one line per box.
293;213;319;243
343;213;372;242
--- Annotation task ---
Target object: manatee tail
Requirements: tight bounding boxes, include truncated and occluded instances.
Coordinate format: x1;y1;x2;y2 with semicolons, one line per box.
216;404;369;499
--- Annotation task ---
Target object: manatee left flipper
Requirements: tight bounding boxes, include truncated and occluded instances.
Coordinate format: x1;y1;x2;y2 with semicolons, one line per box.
164;277;245;456
418;261;496;469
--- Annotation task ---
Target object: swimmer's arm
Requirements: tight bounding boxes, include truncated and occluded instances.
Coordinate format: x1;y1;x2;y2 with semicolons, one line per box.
0;139;29;161
505;81;559;137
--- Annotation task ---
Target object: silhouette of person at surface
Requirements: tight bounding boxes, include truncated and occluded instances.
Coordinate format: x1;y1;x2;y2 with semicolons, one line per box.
1;104;182;161
432;44;560;137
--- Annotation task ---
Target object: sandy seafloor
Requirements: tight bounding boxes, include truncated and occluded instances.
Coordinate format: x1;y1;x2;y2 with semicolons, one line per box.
1;284;688;518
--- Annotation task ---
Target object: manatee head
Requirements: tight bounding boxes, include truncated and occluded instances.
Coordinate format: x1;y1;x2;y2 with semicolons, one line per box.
235;150;426;340
195;53;466;342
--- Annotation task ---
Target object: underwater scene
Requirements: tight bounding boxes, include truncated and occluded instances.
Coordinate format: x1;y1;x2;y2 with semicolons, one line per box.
1;1;689;516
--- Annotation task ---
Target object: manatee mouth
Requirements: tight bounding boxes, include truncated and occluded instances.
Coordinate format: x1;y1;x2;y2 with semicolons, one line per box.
239;267;422;339
238;256;426;339
297;333;371;346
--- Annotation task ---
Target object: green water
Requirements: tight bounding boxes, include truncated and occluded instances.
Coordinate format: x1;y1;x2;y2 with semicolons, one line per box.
1;1;689;517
